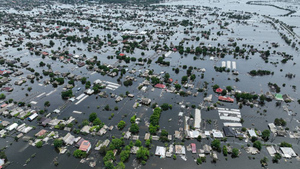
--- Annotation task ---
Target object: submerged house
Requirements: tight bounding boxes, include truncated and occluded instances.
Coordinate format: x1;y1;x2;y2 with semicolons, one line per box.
218;96;234;102
79;140;92;153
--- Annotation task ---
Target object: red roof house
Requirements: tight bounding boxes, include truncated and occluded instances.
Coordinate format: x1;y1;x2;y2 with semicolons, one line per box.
79;140;91;153
218;96;234;103
154;84;166;89
215;88;223;93
191;143;196;154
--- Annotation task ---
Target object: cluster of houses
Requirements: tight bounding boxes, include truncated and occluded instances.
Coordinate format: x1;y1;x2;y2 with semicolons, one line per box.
62;132;92;153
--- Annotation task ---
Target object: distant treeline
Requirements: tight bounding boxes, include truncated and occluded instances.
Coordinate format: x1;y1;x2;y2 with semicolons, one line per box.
249;70;273;76
58;0;161;4
246;1;296;16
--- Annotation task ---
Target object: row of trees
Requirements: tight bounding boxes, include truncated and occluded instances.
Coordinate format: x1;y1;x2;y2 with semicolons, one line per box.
149;107;162;135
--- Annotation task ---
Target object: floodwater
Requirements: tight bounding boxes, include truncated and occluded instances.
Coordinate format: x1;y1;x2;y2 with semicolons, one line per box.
0;0;300;169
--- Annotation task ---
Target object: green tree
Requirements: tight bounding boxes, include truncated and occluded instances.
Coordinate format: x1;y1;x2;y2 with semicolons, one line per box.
120;150;130;162
136;147;149;160
164;73;170;82
54;139;63;149
61;90;73;99
99;146;107;155
160;103;169;111
272;153;281;163
81;77;87;84
260;157;268;167
149;124;158;135
49;40;55;47
253;140;262;150
117;120;126;130
221;90;227;96
226;86;233;92
274;118;286;126
212;84;219;91
211;139;221;152
151;76;160;85
36;141;43;148
280;142;292;147
110;138;124;150
89;112;97;122
116;162;125;169
44;101;50;107
130;123;139;134
104;104;110;111
223;145;228;156
197;135;202;142
93;118;102;125
160;129;169;142
130;115;136;123
175;84;181;90
145;139;151;147
181;76;188;84
232;148;239;158
104;161;114;169
135;139;142;147
262;130;270;141
103;150;115;162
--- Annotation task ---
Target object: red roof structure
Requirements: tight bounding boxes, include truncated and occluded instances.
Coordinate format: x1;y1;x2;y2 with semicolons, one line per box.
1;87;13;92
154;84;166;89
218;96;234;102
42;52;49;56
0;70;12;75
0;104;7;108
191;143;196;154
79;140;91;153
35;129;47;137
119;53;125;56
216;88;223;93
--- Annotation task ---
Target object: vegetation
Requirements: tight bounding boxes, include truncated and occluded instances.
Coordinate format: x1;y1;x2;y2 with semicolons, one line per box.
0;93;6;100
117;120;126;130
120;149;130;162
280;142;292;147
54;139;63;149
260;157;268;167
160;103;172;111
197;135;202;142
272;153;281;163
159;129;169;142
249;70;272;76
235;92;258;101
274;118;286;126
136;146;149;161
130;123;139;134
89;112;97;122
231;148;239;158
36;141;43;148
149;107;162;134
253;140;262;151
262;130;270;141
44;101;50;107
109;138;124;150
211;139;221;152
61;90;73;99
268;82;281;93
223;145;228;156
